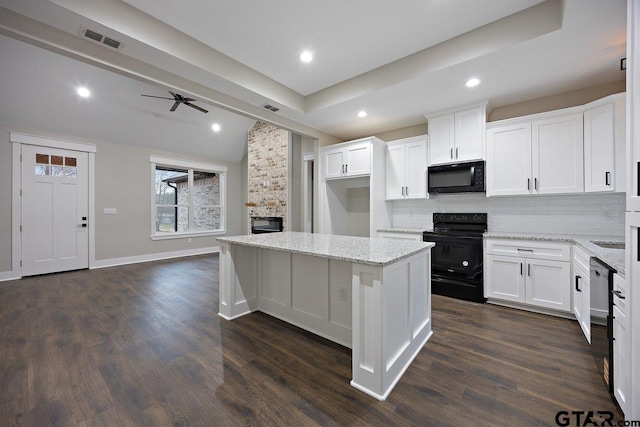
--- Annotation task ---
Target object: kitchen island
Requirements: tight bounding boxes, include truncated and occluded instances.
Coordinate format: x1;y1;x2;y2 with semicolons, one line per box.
217;231;434;400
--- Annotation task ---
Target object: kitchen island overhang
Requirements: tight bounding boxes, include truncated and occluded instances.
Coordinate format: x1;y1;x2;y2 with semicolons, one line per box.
216;232;434;401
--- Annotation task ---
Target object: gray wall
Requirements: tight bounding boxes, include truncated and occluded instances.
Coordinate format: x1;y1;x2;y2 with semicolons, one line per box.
0;122;245;273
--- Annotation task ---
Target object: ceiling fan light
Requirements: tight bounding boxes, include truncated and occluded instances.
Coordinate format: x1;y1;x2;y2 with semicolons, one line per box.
465;78;481;88
77;86;91;98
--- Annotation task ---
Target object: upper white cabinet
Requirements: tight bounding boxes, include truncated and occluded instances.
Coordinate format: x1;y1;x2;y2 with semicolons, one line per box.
427;105;486;165
322;138;372;180
486;122;532;196
487;109;584;196
385;135;428;200
532;113;584;194
584;93;626;193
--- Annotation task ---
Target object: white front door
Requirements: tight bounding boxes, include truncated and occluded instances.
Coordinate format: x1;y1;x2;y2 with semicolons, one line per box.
21;144;89;276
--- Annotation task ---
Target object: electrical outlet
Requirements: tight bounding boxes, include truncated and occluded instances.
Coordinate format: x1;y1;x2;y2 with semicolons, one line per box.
339;287;347;302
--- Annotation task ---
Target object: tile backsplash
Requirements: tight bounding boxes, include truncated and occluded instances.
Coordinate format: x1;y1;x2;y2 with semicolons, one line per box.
391;192;625;237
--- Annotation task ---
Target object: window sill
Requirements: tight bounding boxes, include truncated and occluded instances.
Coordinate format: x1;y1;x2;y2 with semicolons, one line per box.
150;230;227;241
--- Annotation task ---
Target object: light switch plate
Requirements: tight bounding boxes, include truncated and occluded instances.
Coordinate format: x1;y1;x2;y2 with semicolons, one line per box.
103;208;117;215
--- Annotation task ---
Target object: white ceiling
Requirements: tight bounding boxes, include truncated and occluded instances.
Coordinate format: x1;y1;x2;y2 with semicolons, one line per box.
0;0;628;157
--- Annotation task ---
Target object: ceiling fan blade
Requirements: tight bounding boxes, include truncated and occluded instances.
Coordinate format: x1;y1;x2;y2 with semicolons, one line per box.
170;101;181;112
168;91;178;99
184;102;208;114
141;94;175;100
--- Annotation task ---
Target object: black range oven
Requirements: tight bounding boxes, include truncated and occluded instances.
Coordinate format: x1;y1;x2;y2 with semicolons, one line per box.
423;213;487;303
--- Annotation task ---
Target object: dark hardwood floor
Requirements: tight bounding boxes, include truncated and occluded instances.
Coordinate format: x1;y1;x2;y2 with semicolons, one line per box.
0;255;623;426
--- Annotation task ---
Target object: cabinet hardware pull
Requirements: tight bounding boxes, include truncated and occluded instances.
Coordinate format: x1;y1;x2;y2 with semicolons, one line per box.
450;148;453;159
405;186;408;196
527;264;531;277
341;165;344;174
575;275;581;292
605;171;611;186
402;186;406;196
637;162;640;196
520;263;523;276
534;178;538;190
517;248;534;252
455;147;459;159
527;178;530;190
612;290;625;300
638;228;640;262
345;164;348;174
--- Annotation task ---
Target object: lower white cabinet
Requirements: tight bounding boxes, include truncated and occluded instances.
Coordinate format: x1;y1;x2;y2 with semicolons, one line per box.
572;245;591;343
484;239;571;312
613;273;629;415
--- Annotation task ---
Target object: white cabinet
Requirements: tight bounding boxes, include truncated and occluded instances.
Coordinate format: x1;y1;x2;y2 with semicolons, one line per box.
613;273;629;415
385;135;427;200
487;123;532;196
584;94;626;193
484;239;571;312
427;106;485;165
532;113;584;194
572;245;591;343
487;110;584;196
322;139;371;180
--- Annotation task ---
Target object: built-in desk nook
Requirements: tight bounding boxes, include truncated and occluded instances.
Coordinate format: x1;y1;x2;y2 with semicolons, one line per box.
217;231;434;400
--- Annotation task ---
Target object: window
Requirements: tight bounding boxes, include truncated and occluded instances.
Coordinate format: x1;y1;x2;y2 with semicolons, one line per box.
150;156;226;239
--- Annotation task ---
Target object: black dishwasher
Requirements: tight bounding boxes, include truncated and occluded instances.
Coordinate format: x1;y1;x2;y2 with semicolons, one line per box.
590;258;614;394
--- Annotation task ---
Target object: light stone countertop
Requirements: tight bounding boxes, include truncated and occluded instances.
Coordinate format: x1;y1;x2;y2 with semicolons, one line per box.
217;232;434;267
377;227;430;234
483;232;625;277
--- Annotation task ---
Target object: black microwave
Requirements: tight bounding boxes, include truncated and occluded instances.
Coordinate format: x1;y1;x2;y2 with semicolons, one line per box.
427;161;485;194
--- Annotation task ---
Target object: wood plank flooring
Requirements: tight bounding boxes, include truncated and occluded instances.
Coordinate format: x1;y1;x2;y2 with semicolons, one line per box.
0;255;623;426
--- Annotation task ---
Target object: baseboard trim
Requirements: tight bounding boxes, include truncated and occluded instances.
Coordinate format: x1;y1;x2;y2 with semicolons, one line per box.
91;246;219;269
0;270;20;282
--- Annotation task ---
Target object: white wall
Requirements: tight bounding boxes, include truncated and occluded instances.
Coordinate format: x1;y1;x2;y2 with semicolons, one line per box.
391;192;626;237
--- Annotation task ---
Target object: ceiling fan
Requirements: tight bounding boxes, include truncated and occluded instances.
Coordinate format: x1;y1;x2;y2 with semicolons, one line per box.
141;91;208;113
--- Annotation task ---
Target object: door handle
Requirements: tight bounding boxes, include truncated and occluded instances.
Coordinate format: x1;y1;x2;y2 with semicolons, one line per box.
612;290;625;300
605;171;611;186
575;275;581;292
76;224;87;228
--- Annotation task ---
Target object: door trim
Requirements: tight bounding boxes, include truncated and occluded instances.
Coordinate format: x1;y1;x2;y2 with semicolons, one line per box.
9;132;96;280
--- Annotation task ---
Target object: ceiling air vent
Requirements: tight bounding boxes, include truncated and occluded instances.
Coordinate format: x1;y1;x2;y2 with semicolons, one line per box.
83;28;103;43
261;104;280;112
80;26;123;50
102;37;121;49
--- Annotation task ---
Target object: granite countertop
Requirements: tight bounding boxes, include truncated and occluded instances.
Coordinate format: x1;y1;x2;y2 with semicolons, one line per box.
217;232;434;267
484;232;625;277
377;227;430;234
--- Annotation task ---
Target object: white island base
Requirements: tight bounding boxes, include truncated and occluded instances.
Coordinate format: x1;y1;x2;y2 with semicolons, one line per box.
217;232;433;401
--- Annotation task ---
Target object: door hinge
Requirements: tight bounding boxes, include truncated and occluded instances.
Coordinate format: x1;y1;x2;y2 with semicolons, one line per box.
20;189;22;197
20;260;22;267
20;154;22;162
20;225;22;232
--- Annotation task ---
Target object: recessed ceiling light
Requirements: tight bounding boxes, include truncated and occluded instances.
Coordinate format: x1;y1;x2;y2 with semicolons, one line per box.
77;86;91;98
211;123;221;132
357;111;368;118
300;51;313;63
465;78;481;88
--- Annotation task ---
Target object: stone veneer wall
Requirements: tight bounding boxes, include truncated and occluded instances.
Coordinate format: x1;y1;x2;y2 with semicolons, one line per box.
247;121;289;230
